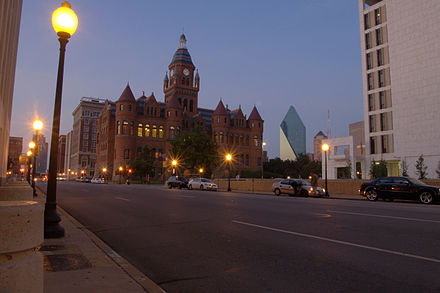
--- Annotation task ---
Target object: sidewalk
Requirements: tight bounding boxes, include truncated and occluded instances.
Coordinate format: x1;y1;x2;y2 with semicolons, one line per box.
35;188;165;293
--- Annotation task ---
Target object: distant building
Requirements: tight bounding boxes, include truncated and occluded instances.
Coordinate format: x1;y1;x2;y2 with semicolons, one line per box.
7;136;23;175
65;131;73;178
70;97;106;178
35;133;48;174
57;135;66;174
313;131;328;162
0;0;22;185
280;106;305;160
359;0;440;178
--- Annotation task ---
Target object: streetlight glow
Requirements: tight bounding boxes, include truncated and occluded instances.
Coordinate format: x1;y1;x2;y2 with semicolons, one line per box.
119;166;123;171
29;141;36;149
199;168;203;173
102;168;107;173
33;119;43;131
226;154;232;161
27;150;32;156
322;143;329;152
172;160;177;166
52;1;78;38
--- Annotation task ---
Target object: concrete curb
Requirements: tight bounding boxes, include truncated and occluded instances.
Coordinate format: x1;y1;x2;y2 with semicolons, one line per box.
35;186;166;293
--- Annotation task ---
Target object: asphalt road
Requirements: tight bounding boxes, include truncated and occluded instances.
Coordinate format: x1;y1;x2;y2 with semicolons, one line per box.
43;182;440;293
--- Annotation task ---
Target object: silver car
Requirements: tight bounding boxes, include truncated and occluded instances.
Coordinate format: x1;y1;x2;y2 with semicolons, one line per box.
188;178;218;191
272;179;324;197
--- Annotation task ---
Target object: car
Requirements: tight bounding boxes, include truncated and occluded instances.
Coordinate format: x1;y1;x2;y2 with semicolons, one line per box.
188;178;218;191
272;179;325;197
166;176;188;189
91;177;107;184
360;176;440;204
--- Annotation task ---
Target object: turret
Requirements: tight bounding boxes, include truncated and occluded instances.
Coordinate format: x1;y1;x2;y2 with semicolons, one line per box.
163;72;169;90
195;69;200;89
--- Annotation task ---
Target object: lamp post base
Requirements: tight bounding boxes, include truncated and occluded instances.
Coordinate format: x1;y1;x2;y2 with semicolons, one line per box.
44;203;65;238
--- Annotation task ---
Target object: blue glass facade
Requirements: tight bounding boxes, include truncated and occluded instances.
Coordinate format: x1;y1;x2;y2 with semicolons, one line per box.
280;106;306;160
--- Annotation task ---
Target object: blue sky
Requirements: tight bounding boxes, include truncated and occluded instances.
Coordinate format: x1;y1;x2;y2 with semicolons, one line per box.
11;0;363;158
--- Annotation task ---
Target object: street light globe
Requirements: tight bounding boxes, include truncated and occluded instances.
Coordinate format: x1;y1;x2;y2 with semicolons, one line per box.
172;160;177;166
52;1;78;38
102;168;107;173
226;154;232;161
119;166;123;171
29;141;36;149
322;143;329;152
199;168;203;173
33;119;43;131
27;150;32;156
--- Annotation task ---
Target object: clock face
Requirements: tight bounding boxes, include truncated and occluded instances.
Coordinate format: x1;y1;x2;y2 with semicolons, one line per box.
183;68;190;76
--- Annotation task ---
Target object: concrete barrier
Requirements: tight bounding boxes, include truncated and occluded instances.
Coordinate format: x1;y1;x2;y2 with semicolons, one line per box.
0;186;33;201
0;199;43;293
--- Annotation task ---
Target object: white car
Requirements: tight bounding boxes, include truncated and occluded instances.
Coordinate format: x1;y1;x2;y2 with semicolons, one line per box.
91;178;107;184
188;178;218;191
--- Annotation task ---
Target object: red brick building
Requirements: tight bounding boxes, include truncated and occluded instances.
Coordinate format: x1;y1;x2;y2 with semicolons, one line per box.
96;35;264;178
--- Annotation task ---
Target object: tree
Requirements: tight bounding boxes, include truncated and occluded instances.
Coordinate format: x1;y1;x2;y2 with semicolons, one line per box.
415;154;428;179
345;158;352;179
370;159;387;178
263;155;321;179
129;145;154;183
401;159;408;177
169;127;219;175
436;161;440;179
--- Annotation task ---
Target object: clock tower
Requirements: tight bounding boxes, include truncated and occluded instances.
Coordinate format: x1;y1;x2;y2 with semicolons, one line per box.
164;34;200;115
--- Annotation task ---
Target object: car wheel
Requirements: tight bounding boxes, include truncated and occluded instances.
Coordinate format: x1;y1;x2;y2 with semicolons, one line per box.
365;189;378;201
200;185;204;190
274;188;281;196
301;190;308;197
168;183;172;189
419;191;433;204
188;184;192;190
178;184;182;189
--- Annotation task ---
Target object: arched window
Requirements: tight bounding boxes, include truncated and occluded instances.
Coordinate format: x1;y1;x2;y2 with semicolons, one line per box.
219;132;224;144
183;99;188;111
169;126;175;139
122;121;129;134
246;135;249;146
120;104;124;111
176;127;181;136
152;125;157;138
130;121;134;136
117;121;121;135
159;126;164;138
137;123;143;137
189;100;194;112
145;124;150;137
245;154;249;166
254;135;259;148
240;154;244;167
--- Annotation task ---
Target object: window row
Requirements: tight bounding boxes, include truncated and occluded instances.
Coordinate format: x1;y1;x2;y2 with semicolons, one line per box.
82;110;101;117
365;26;386;50
364;6;385;30
366;47;387;70
370;134;393;155
369;111;393;133
177;98;194;112
368;90;392;112
367;68;389;91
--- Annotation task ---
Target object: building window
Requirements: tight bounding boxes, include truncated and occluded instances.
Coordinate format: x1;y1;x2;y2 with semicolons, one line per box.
183;99;188;111
159;126;164;138
219;132;224;144
145;124;150;137
245;154;249;166
368;94;374;111
120;104;124;111
138;124;143;137
257;157;261;166
367;73;373;90
130;121;134;136
375;8;381;25
217;117;220;124
122;121;128;134
84;119;89;125
81;160;87;167
364;13;370;30
152;125;157;138
169;126;175;139
379;91;386;109
365;33;371;50
84;126;89;132
240;154;244;167
381;135;388;153
377;48;383;66
124;149;130;160
83;133;88;139
366;53;372;70
117;121;121;135
380;113;387;131
254;136;259;148
369;115;376;132
378;70;385;87
92;134;97;141
376;29;382;46
370;136;377;154
128;104;132;112
190;100;194;112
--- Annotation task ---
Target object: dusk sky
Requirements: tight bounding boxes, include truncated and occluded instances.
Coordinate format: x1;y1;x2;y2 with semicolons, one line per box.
11;0;363;158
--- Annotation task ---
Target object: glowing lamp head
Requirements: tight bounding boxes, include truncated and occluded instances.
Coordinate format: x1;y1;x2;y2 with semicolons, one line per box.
52;1;78;39
81;170;85;174
33;119;43;131
102;168;107;173
119;166;123;171
322;143;329;152
199;168;203;173
128;169;132;173
226;154;232;161
172;160;177;166
27;150;32;156
29;141;36;149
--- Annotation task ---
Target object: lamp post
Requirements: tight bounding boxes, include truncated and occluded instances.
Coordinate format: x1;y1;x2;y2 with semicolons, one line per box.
45;1;78;238
29;141;37;195
26;150;32;183
119;166;123;184
226;154;232;192
199;168;203;178
172;160;177;176
102;167;107;180
262;142;266;179
322;143;329;197
32;119;43;197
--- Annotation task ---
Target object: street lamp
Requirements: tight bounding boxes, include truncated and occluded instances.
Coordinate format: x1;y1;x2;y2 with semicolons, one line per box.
322;143;329;197
119;166;123;184
32;119;43;197
28;141;37;196
226;154;232;192
199;168;203;178
172;160;177;175
102;167;107;180
45;1;78;238
262;142;267;179
26;150;32;183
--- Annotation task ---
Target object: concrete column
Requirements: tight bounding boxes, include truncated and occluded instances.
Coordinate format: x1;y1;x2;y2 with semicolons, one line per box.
0;199;43;293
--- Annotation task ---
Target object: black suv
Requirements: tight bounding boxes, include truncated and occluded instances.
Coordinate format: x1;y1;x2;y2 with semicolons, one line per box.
166;176;189;189
360;176;439;204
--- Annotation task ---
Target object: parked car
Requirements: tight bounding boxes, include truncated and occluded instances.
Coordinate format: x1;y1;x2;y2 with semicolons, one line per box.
166;176;189;189
77;177;92;183
91;177;107;184
360;176;439;204
188;178;218;191
272;179;325;197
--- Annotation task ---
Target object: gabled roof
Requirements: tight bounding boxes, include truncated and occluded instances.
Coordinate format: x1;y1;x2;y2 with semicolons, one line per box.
248;106;263;121
166;95;181;109
117;84;136;102
213;100;228;115
314;131;328;139
146;92;158;105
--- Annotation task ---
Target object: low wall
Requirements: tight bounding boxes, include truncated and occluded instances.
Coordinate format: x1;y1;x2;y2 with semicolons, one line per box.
213;178;440;195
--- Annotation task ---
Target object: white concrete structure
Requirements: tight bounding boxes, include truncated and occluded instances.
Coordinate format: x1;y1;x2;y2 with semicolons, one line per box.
322;136;356;180
358;0;440;178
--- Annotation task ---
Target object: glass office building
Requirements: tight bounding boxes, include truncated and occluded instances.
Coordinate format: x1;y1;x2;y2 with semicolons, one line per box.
280;106;306;160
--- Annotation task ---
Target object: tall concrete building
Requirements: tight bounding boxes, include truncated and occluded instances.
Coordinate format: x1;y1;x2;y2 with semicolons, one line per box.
71;97;106;177
280;106;305;161
7;136;23;175
359;0;440;178
34;133;48;175
0;0;22;185
57;135;66;174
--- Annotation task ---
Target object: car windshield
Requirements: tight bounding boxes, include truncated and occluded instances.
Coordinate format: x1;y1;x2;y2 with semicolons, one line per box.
407;177;428;186
201;179;212;183
298;180;311;186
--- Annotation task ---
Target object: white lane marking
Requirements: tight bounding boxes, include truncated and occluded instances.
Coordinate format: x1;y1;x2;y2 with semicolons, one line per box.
232;220;440;264
179;195;195;198
115;197;131;202
327;210;440;224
